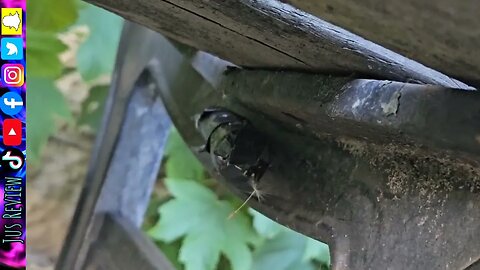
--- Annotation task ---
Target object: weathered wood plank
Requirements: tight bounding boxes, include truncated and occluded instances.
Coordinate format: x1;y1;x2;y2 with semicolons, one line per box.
85;0;470;89
56;23;173;270
284;0;480;87
94;71;171;227
89;0;304;68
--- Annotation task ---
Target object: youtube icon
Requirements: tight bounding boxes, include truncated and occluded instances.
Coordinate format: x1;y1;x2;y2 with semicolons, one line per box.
3;119;22;146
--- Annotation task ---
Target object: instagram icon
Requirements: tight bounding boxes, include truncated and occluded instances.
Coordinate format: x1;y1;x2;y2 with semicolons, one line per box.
2;64;24;87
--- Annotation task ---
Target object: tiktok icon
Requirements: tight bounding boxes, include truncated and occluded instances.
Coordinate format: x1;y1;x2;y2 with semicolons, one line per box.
0;148;25;172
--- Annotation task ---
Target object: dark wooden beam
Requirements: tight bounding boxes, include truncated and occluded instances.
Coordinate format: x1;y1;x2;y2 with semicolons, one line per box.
283;0;480;87
84;0;471;89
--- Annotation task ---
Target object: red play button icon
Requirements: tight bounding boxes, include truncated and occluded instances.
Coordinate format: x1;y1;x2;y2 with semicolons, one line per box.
3;119;22;146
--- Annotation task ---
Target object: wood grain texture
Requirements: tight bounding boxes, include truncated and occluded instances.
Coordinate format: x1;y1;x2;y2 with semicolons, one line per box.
283;0;480;86
85;0;471;88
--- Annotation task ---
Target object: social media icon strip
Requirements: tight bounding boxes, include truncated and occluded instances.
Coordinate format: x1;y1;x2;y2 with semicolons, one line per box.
0;92;23;116
1;8;22;36
1;37;23;60
2;119;21;146
1;63;24;87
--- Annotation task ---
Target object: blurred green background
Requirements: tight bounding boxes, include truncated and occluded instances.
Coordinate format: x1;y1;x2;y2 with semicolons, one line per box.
27;1;330;269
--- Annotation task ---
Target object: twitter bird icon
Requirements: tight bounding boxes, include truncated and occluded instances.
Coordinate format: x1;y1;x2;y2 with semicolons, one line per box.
1;38;23;60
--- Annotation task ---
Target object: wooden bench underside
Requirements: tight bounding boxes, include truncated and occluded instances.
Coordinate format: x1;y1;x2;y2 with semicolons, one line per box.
57;1;480;269
85;0;479;88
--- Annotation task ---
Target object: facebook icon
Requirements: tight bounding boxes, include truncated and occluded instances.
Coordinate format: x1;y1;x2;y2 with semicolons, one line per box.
0;92;23;116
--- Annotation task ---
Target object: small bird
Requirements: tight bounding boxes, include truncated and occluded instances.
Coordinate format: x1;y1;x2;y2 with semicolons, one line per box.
6;42;18;56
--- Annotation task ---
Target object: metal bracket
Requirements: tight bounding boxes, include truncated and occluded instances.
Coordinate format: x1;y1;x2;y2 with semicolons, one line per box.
57;21;480;270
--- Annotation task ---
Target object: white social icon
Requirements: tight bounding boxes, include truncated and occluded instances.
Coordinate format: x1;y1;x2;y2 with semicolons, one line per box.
4;98;23;109
4;66;21;84
2;151;23;170
2;12;21;31
5;42;18;56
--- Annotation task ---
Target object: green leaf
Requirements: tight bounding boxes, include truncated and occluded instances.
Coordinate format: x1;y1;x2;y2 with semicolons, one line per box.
180;232;222;270
27;0;78;32
78;85;109;131
75;4;123;81
166;178;216;202
27;77;72;163
250;209;283;239
148;179;256;270
155;240;185;270
252;230;315;270
27;28;68;78
164;129;205;180
303;238;330;266
222;238;252;270
249;212;331;270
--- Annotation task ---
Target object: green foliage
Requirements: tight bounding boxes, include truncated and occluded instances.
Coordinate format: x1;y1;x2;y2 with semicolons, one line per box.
75;5;123;81
27;0;78;162
148;129;331;270
250;210;330;270
27;2;122;162
249;209;283;239
164;130;205;180
28;0;78;32
304;239;331;267
78;85;109;131
252;230;318;270
156;240;185;270
149;179;256;270
27;77;72;163
27;0;77;77
27;29;68;78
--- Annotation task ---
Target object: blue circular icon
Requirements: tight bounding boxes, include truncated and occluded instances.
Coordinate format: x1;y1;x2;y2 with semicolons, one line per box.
0;92;23;116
